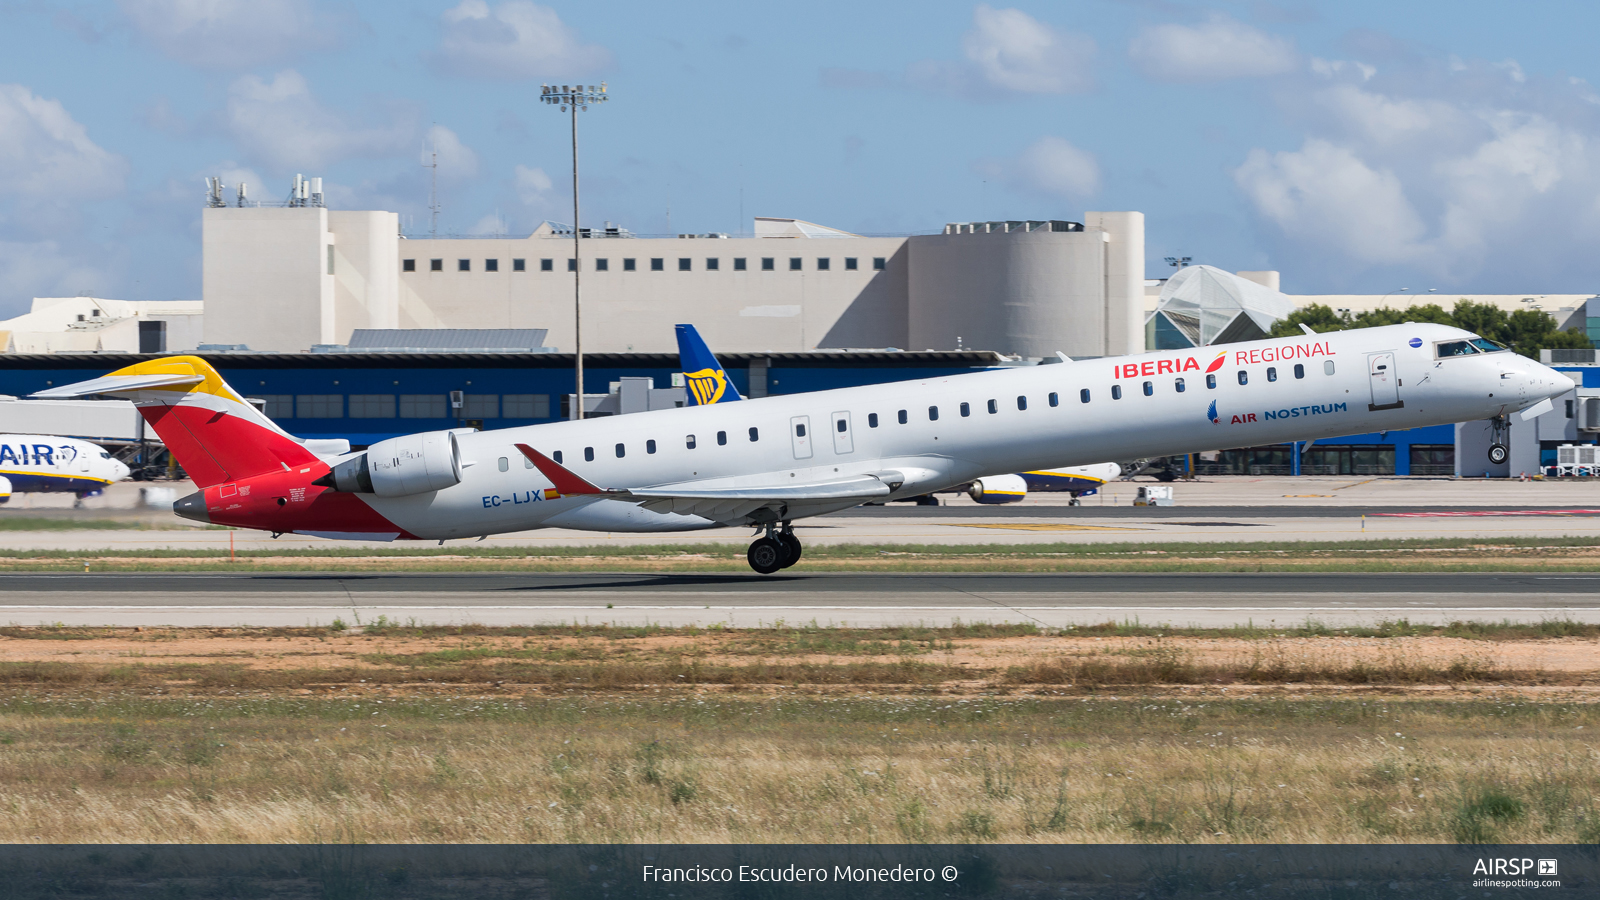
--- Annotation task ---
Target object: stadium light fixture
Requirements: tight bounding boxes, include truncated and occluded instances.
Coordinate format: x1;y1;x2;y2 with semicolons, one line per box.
541;82;609;419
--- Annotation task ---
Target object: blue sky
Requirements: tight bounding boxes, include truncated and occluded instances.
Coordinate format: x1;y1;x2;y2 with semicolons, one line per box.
3;0;1600;317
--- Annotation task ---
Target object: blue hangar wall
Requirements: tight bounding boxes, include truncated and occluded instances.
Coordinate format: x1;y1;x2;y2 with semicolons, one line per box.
0;351;999;447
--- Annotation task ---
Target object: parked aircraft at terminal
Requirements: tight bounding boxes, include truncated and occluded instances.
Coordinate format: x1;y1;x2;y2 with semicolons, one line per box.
0;434;130;503
36;324;1571;572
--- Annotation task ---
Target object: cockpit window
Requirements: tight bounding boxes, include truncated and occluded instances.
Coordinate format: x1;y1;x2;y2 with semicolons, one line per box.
1435;340;1478;358
100;452;111;458
1469;337;1509;353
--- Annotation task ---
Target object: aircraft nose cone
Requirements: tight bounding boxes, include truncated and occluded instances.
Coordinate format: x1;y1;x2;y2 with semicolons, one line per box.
172;490;209;524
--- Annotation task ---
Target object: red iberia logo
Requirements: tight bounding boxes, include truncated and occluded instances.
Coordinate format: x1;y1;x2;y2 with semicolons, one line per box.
1204;351;1227;373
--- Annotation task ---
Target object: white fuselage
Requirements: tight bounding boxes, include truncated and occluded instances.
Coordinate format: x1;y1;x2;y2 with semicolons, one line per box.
349;324;1570;540
0;434;130;497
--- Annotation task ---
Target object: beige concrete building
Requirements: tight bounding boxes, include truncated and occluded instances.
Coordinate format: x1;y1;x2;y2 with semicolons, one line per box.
201;208;1149;358
0;297;202;354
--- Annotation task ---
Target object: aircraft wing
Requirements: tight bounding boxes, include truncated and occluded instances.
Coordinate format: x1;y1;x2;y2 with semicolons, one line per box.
516;443;891;522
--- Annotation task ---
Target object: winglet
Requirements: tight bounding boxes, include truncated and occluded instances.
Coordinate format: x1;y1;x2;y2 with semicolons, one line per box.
515;444;610;496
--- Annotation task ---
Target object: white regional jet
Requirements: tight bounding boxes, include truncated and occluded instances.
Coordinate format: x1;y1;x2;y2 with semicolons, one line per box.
35;324;1570;572
0;435;131;503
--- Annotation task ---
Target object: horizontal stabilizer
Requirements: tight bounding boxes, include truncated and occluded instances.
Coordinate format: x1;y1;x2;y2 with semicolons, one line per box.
31;371;204;399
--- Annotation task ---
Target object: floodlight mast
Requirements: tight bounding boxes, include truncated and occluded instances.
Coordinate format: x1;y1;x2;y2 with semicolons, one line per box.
541;82;609;420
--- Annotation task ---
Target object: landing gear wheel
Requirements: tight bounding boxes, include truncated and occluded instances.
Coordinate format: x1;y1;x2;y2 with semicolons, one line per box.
777;533;803;568
1488;443;1509;465
747;537;785;574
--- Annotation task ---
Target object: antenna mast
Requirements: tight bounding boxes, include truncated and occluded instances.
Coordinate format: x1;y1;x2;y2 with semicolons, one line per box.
424;148;440;237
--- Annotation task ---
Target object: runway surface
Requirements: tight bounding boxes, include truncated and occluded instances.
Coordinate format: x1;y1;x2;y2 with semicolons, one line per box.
5;572;1595;629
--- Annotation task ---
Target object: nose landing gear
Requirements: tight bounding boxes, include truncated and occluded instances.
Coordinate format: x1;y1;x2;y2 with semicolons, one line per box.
747;521;802;574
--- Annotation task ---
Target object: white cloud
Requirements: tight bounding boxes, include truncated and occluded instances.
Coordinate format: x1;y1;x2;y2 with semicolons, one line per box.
467;212;508;235
1129;15;1297;82
425;125;480;180
433;1;612;79
977;136;1100;200
514;164;555;204
905;5;1094;98
220;70;414;171
1234;139;1426;265
961;5;1095;94
117;0;338;70
0;84;125;201
1235;71;1600;281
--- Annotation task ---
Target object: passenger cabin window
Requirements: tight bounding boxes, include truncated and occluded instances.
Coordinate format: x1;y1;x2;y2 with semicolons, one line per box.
959;402;971;417
1238;371;1249;385
553;451;563;464
584;447;594;462
615;443;625;458
987;399;998;414
1294;364;1305;379
1175;378;1185;393
749;427;759;441
1206;374;1217;389
1324;360;1335;375
686;434;696;449
1142;381;1153;397
1017;395;1028;410
1267;367;1278;382
717;431;727;445
795;423;806;437
836;419;847;432
497;457;508;472
1048;392;1059;407
868;413;879;428
647;439;657;454
897;409;908;424
524;456;534;468
1112;385;1122;400
928;405;939;421
1079;389;1090;403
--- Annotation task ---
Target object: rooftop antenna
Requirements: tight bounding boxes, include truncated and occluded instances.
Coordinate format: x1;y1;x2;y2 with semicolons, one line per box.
236;181;248;207
205;177;225;208
423;145;439;237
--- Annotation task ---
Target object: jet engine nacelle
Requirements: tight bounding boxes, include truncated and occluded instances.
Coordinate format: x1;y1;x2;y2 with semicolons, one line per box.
967;473;1027;504
0;475;11;503
318;431;462;497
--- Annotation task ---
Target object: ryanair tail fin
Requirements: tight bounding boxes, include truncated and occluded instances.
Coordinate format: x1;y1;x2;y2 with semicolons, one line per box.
32;356;324;488
675;323;742;406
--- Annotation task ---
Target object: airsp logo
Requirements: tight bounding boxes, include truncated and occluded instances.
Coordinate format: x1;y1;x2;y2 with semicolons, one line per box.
1472;858;1555;876
685;367;731;405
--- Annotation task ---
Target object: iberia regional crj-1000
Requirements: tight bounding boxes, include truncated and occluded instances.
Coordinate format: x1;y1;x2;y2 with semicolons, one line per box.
35;324;1572;573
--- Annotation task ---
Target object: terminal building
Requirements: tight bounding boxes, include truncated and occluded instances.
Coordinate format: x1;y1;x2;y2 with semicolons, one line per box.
201;205;1146;359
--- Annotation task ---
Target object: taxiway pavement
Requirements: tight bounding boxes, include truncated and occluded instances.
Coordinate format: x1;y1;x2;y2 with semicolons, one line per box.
4;572;1595;629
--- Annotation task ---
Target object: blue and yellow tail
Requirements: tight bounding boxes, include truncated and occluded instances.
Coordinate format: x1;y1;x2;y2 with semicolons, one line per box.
675;324;743;406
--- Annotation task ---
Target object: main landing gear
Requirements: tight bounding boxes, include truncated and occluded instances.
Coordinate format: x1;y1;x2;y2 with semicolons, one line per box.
747;521;802;574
